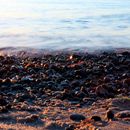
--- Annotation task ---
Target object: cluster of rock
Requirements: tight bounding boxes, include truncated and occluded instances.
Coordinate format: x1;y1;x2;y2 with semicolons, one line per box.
0;51;130;129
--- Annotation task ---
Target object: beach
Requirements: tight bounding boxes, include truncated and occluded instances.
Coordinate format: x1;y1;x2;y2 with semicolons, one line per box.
0;49;130;130
0;0;130;129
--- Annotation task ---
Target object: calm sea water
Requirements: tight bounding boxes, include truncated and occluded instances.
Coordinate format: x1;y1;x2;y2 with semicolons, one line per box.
0;0;130;50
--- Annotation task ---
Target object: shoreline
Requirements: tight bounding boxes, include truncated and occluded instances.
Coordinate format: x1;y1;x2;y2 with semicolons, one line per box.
0;49;130;130
0;46;130;57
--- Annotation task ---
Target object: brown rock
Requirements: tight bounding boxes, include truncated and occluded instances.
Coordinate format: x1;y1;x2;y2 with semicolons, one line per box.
23;114;39;123
96;85;109;98
123;78;130;86
116;110;130;118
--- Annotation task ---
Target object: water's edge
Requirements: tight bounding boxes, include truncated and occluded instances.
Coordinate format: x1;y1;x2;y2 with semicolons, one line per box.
0;47;130;57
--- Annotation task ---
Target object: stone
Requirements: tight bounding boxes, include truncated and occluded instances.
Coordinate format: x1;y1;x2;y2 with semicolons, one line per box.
116;110;130;118
0;97;8;106
70;114;86;121
123;78;130;86
24;114;39;123
0;106;8;113
96;85;109;98
106;110;114;121
65;125;74;130
91;116;102;121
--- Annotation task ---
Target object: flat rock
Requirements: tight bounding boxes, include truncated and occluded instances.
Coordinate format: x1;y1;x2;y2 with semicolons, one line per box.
70;114;86;122
116;110;130;118
110;98;130;110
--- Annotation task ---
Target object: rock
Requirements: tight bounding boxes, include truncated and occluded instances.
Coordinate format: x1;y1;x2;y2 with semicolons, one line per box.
2;78;12;86
122;51;130;56
74;69;87;78
0;97;8;106
0;106;8;113
21;76;33;83
122;73;130;78
91;116;102;121
103;76;111;83
83;98;95;105
25;114;39;122
58;80;70;90
110;98;130;110
70;114;86;121
106;110;114;121
17;114;39;123
95;85;109;98
75;91;86;99
65;125;74;130
123;78;130;86
116;110;130;118
71;80;80;88
45;121;65;130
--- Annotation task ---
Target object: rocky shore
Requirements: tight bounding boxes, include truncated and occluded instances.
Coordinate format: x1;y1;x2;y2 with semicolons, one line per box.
0;51;130;130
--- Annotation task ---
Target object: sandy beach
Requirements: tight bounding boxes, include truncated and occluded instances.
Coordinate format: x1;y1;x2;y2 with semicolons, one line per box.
0;50;130;130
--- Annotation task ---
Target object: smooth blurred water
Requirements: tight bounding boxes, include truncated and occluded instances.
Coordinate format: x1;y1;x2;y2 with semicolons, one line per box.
0;0;130;50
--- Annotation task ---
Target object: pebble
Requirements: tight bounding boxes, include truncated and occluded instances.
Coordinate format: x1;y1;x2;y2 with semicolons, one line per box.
70;114;86;121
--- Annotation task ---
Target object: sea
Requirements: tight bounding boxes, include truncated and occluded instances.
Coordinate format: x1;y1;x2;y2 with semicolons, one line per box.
0;0;130;51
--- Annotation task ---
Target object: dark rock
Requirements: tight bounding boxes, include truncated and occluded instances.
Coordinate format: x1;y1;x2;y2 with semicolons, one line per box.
122;72;130;78
17;114;39;123
91;116;102;121
103;76;111;83
0;97;8;106
24;114;39;123
70;114;86;121
71;80;80;88
96;85;109;98
58;80;70;90
2;78;12;86
0;106;8;113
116;110;130;118
15;93;32;102
123;78;130;86
106;110;114;121
74;69;87;78
65;125;75;130
122;51;130;56
82;98;95;105
21;76;33;83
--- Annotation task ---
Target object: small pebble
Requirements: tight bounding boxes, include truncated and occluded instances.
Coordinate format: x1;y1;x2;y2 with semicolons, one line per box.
70;114;86;121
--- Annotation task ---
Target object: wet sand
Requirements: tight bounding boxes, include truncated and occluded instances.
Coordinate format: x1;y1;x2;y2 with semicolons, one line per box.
0;49;130;130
